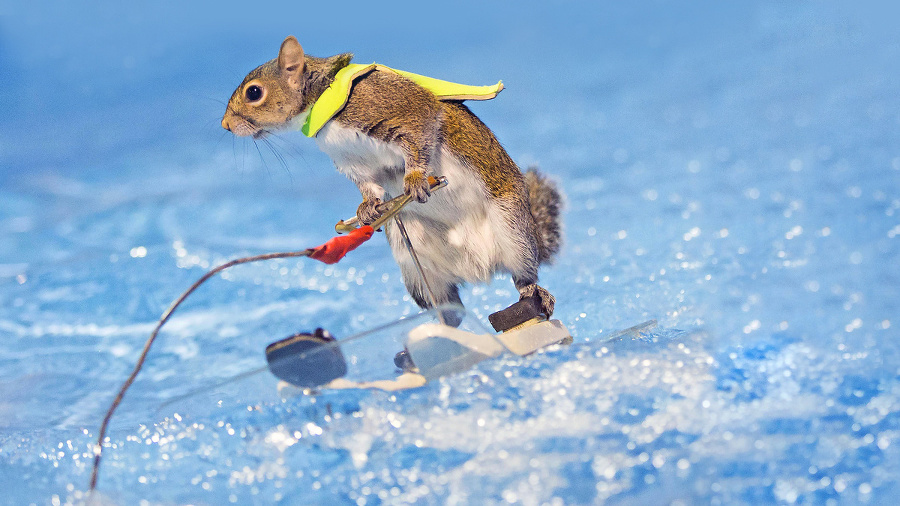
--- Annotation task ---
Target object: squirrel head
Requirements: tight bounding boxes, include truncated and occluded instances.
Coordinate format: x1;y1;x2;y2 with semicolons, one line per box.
222;36;351;138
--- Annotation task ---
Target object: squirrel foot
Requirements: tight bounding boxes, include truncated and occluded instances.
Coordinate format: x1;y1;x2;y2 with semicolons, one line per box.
356;197;383;225
404;170;431;203
518;284;555;317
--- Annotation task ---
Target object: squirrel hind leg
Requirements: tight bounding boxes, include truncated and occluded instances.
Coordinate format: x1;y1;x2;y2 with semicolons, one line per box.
513;278;556;317
407;281;464;328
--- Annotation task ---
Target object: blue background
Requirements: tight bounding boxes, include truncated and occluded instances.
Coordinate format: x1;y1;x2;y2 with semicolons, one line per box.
1;1;899;504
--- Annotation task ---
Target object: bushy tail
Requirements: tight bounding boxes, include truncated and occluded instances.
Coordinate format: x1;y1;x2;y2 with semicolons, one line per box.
525;167;563;264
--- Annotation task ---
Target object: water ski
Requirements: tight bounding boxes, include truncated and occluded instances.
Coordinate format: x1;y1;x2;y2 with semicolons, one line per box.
155;313;658;412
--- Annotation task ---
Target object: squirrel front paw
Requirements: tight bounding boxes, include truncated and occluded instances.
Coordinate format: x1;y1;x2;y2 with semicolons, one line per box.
404;171;431;203
356;197;383;225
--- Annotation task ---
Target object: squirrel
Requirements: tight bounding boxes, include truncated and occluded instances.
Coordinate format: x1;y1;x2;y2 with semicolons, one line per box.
222;36;562;318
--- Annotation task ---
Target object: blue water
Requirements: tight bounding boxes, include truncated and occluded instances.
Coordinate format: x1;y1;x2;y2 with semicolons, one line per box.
2;1;899;504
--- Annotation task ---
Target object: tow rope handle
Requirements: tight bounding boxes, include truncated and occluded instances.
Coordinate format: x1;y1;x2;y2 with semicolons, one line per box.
335;176;449;234
312;174;449;262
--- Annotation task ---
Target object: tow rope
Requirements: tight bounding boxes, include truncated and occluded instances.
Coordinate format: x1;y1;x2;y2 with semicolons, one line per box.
88;225;373;491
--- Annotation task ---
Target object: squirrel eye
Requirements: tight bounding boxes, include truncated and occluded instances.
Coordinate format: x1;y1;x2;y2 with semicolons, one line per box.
245;84;264;102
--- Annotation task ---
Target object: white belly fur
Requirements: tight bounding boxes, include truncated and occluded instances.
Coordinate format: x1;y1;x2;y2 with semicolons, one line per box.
315;122;524;292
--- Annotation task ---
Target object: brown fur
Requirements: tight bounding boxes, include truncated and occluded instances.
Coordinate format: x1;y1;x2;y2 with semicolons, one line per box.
222;37;563;316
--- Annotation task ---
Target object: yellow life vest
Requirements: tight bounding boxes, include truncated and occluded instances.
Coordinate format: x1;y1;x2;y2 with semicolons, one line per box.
300;63;504;137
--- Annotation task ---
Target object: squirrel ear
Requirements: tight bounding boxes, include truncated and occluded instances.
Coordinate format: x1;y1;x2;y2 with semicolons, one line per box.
278;36;305;89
